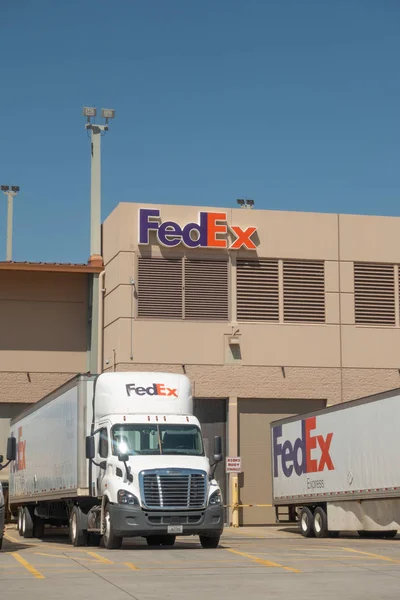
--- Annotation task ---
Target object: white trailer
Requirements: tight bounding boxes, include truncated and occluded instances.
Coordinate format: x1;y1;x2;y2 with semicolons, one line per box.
271;388;400;538
1;372;224;549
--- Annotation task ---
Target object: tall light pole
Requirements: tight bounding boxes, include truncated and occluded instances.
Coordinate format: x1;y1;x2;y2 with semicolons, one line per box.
1;185;19;261
83;107;115;375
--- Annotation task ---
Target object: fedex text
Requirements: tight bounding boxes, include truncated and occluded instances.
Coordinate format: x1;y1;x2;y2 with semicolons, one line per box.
273;417;334;478
138;208;257;250
126;383;178;398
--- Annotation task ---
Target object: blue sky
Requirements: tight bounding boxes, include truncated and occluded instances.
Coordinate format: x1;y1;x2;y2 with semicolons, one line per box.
1;0;399;263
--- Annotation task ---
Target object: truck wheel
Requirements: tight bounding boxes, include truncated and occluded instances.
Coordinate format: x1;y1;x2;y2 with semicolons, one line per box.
199;535;220;549
33;517;45;539
70;506;88;547
299;507;315;538
17;508;23;537
103;508;122;550
22;507;34;539
313;507;329;538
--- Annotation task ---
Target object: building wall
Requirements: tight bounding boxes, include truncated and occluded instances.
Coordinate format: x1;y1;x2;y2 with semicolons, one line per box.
102;202;400;402
0;270;90;474
102;203;400;523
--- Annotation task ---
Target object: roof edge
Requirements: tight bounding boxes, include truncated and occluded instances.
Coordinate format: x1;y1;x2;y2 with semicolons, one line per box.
0;261;104;274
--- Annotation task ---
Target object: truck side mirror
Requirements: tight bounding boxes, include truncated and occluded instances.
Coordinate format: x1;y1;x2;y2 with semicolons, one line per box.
86;436;95;460
7;436;17;461
213;436;223;463
118;453;129;463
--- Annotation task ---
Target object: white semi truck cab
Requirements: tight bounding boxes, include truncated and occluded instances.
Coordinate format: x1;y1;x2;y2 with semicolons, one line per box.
1;372;223;550
83;372;224;549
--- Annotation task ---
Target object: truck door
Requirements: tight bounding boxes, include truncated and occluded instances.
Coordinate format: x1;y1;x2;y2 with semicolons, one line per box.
96;426;110;495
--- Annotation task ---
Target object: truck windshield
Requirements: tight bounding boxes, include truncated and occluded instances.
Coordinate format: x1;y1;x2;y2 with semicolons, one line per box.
111;424;204;456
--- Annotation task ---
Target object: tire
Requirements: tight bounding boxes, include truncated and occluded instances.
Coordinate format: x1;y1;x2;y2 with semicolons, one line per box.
299;507;315;538
199;535;220;549
313;507;329;538
70;506;88;547
22;507;34;539
103;508;122;550
33;517;45;539
0;536;2;551
17;507;23;537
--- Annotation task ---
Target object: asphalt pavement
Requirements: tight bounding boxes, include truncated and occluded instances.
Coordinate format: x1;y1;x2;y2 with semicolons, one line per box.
2;525;400;599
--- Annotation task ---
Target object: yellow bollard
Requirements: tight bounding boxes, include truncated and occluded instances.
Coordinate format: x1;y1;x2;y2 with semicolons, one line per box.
232;474;239;528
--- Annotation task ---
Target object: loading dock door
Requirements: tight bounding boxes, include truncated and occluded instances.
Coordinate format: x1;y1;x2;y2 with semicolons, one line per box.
238;398;326;525
193;398;227;522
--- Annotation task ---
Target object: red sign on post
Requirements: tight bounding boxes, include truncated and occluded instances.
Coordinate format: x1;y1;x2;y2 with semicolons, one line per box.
226;456;242;473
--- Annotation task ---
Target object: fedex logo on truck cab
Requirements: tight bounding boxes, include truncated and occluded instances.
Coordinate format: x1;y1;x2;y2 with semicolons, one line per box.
273;416;334;478
126;383;178;398
138;208;257;250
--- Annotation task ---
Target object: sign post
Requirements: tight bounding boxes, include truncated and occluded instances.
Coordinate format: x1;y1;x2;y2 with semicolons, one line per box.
226;457;242;528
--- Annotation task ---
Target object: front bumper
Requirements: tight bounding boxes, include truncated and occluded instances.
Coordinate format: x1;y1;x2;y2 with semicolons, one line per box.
108;504;224;538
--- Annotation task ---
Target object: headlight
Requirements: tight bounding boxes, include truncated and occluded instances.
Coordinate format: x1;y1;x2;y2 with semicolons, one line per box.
209;489;222;506
118;490;139;506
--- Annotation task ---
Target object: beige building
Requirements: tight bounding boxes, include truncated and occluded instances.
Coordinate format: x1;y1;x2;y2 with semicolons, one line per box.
0;260;103;489
102;202;400;525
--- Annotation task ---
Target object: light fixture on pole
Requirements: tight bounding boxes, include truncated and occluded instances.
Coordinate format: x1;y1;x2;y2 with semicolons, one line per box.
83;106;115;376
236;198;255;209
1;185;20;261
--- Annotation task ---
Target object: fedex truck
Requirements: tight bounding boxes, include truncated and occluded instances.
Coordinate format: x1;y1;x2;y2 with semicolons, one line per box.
271;388;400;539
0;372;224;549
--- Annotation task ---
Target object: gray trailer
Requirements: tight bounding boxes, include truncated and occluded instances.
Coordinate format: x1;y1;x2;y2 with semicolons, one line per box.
271;388;400;538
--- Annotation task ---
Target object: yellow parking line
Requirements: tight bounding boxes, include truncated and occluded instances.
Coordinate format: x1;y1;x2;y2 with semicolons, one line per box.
124;562;140;570
227;548;301;573
34;552;70;559
12;553;45;579
85;551;114;564
341;547;400;564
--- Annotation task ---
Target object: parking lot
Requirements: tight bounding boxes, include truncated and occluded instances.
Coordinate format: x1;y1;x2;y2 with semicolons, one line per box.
2;526;400;599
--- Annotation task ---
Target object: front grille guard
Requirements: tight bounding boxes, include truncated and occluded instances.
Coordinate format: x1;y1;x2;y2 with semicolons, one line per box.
139;468;208;510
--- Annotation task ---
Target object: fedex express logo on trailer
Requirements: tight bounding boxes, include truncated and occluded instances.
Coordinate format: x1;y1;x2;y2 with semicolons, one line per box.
273;417;334;478
138;208;257;250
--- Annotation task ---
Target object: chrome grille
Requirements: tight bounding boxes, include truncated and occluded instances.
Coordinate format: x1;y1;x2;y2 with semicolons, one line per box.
140;469;207;509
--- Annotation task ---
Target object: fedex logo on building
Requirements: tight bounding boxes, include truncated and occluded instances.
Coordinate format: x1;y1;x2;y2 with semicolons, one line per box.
138;208;257;250
273;417;334;478
126;383;178;398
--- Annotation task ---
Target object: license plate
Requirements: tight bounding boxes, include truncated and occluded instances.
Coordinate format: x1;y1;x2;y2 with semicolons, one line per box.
168;525;183;534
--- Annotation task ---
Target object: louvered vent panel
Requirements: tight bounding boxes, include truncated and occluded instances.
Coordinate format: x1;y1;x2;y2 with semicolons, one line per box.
354;262;395;325
283;261;325;323
137;257;182;319
184;260;228;321
236;260;279;321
